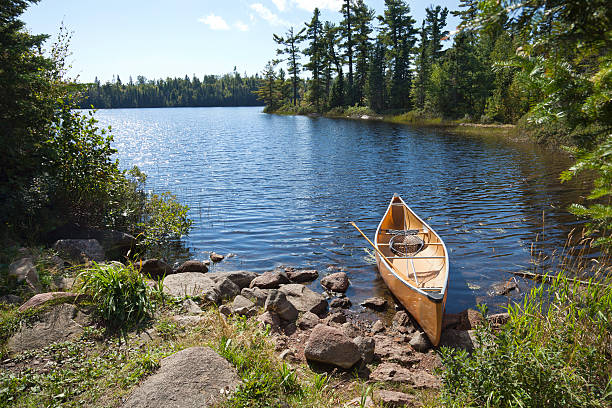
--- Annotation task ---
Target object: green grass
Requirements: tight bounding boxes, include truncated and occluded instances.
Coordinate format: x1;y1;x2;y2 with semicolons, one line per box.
439;270;612;407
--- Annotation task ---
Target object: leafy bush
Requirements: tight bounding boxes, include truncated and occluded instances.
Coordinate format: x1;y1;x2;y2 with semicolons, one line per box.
440;272;612;407
78;262;158;333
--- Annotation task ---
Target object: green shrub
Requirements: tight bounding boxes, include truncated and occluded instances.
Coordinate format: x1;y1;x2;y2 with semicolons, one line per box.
78;262;157;333
440;272;612;407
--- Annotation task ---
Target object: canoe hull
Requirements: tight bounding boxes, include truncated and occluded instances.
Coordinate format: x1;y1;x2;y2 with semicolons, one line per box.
376;254;446;345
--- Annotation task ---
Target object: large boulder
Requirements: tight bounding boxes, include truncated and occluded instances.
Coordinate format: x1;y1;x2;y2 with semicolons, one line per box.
163;272;219;303
320;272;349;293
139;259;173;280
121;347;240;408
53;239;105;264
249;271;289;289
297;311;320;330
7;303;90;354
176;260;209;274
8;257;40;292
304;324;361;369
353;336;375;364
208;270;257;289
286;269;318;283
231;295;256;316
19;292;80;312
264;290;298;322
279;284;328;315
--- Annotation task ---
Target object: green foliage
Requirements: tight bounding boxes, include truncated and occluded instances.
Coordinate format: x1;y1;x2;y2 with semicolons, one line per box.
440;273;612;407
78;262;157;333
560;137;612;250
137;192;192;249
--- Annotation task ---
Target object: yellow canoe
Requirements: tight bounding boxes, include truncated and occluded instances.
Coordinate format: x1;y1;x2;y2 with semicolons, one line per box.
374;194;449;346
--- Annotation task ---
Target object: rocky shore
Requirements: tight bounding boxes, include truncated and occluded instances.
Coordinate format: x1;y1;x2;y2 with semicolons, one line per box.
1;233;510;407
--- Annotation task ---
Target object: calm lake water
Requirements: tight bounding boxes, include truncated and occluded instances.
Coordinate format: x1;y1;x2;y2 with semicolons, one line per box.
94;106;589;313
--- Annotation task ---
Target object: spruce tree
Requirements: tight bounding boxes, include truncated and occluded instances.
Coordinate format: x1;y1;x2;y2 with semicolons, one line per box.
304;8;325;112
273;27;306;106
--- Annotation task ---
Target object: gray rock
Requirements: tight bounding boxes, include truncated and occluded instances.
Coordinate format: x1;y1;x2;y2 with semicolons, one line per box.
171;315;204;326
176;260;209;274
341;322;360;339
297;311;320;330
53;239;105;264
374;335;419;365
214;277;240;300
409;332;432;352
372;320;385;333
362;297;387;311
88;229;135;260
231;295;255;316
208;271;258;289
240;287;269;307
7;304;90;354
439;329;477;352
8;257;39;291
256;311;282;332
19;292;80;312
279;284;327;315
265;290;298;322
182;299;203;314
121;347;240;408
209;252;225;262
330;297;352;309
0;294;21;305
345;396;374;408
369;362;441;389
353;336;375;364
304;324;361;369
286;269;318;283
324;311;347;325
320;272;349;293
219;304;232;316
249;271;289;289
140;259;173;280
163;272;219;303
392;310;414;333
374;390;417;407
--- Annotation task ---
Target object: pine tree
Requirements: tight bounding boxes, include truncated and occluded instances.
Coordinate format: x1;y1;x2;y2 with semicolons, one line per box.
367;38;386;112
255;60;278;110
353;0;374;105
304;8;325;112
340;0;355;105
273;27;306;106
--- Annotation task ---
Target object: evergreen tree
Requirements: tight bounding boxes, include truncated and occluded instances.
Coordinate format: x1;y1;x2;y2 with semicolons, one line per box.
367;39;386;112
352;0;375;105
339;0;355;105
273;27;306;106
304;8;325;112
411;21;428;110
255;60;278;110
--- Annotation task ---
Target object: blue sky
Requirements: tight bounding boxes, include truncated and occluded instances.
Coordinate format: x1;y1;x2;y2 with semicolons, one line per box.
23;0;461;83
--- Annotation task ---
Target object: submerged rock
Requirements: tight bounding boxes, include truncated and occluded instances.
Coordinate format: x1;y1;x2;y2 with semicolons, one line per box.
209;252;225;262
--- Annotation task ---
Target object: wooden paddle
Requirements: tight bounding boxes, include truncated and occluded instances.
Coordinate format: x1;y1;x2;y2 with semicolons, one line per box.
350;221;406;278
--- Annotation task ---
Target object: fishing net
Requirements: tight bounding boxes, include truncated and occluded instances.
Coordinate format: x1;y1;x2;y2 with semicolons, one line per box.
389;231;426;256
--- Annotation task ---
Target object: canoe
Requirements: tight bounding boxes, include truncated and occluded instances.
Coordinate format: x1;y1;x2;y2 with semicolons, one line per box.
374;194;449;346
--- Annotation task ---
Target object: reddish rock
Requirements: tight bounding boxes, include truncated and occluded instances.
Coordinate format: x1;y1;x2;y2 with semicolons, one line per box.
286;269;318;283
369;363;441;389
362;297;387;311
321;272;349;293
19;292;80;312
175;260;209;274
264;290;298;321
249;271;290;289
374;390;418;407
297;312;320;330
330;297;352;309
257;311;282;332
304;324;361;369
488;312;510;327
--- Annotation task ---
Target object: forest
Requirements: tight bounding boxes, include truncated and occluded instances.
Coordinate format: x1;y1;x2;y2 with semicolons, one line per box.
79;71;263;109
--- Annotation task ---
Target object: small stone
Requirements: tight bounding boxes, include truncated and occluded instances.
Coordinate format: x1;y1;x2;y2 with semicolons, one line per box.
182;299;203;314
345;396;374;407
488;312;510;327
370;363;441;389
297;312;320;330
321;272;349;293
374;390;417;407
353;336;375;364
372;320;385;333
231;295;255;316
264;290;298;322
210;252;225;262
249;271;290;289
219;305;232;316
330;297;352;309
286;269;319;283
325;311;347;325
240;287;268;307
362;297;387;311
409;332;432;352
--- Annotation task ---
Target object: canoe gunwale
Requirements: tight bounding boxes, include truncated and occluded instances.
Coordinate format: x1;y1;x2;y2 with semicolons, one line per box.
374;196;449;303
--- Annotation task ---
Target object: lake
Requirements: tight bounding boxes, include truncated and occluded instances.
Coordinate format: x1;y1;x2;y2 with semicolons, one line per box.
93;106;588;313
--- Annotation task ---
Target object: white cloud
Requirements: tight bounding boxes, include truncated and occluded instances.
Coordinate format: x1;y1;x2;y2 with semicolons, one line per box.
198;13;230;30
272;0;286;11
291;0;342;12
235;21;249;31
250;3;290;26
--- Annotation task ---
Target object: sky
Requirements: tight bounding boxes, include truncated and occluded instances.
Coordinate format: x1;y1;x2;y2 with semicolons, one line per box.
22;0;462;83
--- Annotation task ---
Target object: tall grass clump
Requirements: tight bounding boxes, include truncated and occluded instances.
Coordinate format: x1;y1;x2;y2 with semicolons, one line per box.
79;262;158;333
440;264;612;407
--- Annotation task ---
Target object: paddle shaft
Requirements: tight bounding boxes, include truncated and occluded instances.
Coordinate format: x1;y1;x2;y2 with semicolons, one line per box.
350;221;406;278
